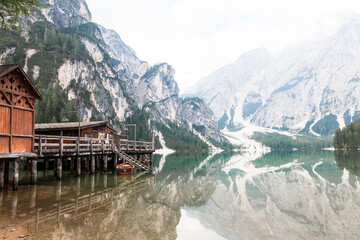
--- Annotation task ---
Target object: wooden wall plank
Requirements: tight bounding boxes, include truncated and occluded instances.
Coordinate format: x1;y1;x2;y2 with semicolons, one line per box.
12;108;33;135
0;106;10;134
0;136;9;153
12;137;31;152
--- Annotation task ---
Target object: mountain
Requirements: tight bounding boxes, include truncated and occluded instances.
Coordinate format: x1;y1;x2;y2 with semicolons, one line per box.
189;17;360;136
0;0;222;144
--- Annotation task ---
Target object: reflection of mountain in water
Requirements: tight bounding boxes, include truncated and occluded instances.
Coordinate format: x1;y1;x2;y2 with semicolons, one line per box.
3;151;359;239
25;153;228;240
187;151;360;240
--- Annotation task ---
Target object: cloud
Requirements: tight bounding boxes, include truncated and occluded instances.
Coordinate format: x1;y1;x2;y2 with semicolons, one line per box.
86;0;360;92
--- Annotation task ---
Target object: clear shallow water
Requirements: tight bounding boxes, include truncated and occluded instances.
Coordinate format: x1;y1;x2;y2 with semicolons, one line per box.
0;151;360;239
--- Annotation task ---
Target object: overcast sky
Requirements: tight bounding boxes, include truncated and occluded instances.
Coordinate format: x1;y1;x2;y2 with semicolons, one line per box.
86;0;360;93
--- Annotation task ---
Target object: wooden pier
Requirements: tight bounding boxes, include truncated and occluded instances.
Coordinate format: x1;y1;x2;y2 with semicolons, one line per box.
0;64;155;191
0;134;155;190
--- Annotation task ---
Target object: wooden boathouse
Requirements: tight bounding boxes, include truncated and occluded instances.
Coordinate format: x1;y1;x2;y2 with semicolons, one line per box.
35;121;117;139
0;64;42;154
0;65;155;190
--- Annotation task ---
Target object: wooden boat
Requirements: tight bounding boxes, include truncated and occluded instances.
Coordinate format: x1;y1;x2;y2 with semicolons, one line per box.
116;163;134;175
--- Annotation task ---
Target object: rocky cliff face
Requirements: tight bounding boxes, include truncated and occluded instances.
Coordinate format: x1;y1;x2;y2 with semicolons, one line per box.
178;98;220;141
0;0;222;143
37;0;92;28
189;18;360;136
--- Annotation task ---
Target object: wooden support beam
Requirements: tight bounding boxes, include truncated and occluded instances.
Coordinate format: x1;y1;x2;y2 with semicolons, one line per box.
113;154;117;169
55;158;62;180
84;156;89;172
13;159;19;190
103;154;108;172
76;156;81;176
96;155;100;170
70;157;74;171
0;161;4;190
45;158;49;169
31;159;37;184
91;155;95;174
4;162;9;187
64;157;69;170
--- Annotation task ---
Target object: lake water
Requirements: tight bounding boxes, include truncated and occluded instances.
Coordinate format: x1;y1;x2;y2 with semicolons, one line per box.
0;151;360;239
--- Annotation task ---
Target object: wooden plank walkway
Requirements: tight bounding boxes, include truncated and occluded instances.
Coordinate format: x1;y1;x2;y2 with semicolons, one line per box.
0;134;155;190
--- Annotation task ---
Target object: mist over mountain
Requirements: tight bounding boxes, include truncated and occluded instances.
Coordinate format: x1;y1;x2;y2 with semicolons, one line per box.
188;17;360;136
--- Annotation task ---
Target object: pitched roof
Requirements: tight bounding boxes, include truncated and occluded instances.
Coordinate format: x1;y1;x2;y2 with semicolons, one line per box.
0;64;42;100
35;121;115;132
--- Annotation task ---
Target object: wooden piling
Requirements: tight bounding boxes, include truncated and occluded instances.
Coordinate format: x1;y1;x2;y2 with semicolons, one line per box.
45;158;49;169
96;155;101;170
76;156;81;176
4;161;9;187
70;157;74;171
0;161;4;190
113;154;117;169
31;159;37;184
64;158;69;170
85;156;89;172
91;155;95;174
13;159;19;190
56;158;62;180
103;154;108;172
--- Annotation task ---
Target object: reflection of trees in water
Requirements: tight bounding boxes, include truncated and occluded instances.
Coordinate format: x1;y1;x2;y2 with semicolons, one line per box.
335;151;360;177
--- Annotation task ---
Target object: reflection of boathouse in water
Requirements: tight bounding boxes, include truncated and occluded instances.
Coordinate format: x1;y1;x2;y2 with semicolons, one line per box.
0;64;154;190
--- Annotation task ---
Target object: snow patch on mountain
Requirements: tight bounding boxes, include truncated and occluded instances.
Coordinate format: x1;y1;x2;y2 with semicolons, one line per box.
191;17;360;136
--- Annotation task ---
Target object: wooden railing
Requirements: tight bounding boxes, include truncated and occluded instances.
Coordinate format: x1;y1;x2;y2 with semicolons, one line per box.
34;135;155;156
118;139;155;152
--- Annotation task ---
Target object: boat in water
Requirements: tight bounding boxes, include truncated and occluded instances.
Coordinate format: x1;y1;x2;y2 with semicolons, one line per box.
116;163;135;175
